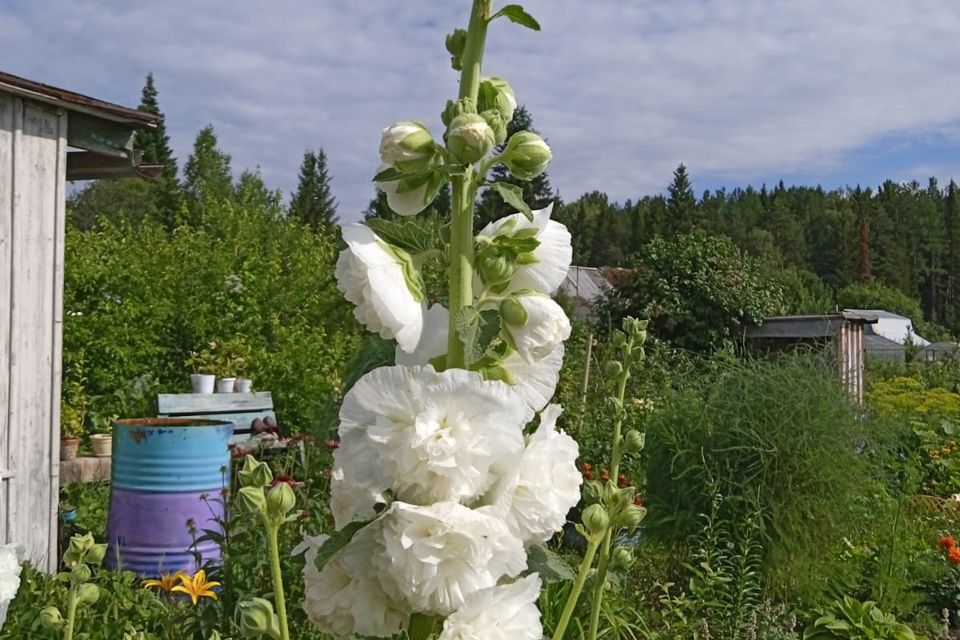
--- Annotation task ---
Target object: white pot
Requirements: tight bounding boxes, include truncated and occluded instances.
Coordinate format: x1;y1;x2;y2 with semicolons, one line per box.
235;378;253;393
216;377;236;393
90;433;112;457
191;373;216;394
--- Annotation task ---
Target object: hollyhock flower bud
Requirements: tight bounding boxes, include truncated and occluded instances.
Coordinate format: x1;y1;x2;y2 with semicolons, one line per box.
624;430;646;453
503;293;571;363
583;504;609;536
77;583;100;606
479;254;513;287
238;597;280;638
39;607;64;630
604;361;623;377
481;109;508;145
502;131;552;180
237;486;267;515
612;547;635;569
266;482;297;518
71;564;92;583
379;121;437;173
478;76;517;123
500;297;528;327
447;113;495;164
618;504;646;531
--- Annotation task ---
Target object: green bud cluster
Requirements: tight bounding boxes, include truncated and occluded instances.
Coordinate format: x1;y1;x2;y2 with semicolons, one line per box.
445;28;467;70
623;430;645;454
582;503;609;536
239;455;273;489
63;532;107;569
478;76;517;123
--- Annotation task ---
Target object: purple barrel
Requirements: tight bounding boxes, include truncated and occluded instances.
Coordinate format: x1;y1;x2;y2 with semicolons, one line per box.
105;418;233;577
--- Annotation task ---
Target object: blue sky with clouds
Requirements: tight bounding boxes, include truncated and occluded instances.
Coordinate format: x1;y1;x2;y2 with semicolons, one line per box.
4;1;960;220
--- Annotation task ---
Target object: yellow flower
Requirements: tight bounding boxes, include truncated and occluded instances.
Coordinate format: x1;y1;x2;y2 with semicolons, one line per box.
143;571;187;593
171;569;221;605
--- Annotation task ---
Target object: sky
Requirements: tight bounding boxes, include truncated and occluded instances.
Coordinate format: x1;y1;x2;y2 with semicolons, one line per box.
4;0;960;222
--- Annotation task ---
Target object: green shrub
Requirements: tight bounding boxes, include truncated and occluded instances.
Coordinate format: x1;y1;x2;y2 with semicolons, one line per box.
63;198;360;437
802;596;917;640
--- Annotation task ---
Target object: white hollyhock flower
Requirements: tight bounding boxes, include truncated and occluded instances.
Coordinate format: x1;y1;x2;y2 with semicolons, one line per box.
330;365;531;529
438;575;543;640
398;305;562;413
335;223;425;353
481;405;581;545
0;544;24;631
504;294;571;363
477;203;572;295
374;501;527;615
301;526;406;639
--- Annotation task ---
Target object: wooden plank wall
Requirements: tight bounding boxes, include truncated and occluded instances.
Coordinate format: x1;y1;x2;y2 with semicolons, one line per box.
0;92;66;572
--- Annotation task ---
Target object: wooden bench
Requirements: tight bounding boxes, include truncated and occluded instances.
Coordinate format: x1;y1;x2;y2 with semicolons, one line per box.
157;392;276;444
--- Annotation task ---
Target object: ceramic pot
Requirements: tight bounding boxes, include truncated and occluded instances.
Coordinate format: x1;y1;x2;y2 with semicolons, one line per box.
60;438;80;461
191;373;216;394
234;378;253;393
90;433;112;457
216;377;236;393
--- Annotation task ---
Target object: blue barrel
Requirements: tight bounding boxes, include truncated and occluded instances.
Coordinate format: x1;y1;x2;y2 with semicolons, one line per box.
105;418;233;577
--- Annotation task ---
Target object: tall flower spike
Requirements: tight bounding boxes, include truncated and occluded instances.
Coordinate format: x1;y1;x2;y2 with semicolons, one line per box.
335;223;426;353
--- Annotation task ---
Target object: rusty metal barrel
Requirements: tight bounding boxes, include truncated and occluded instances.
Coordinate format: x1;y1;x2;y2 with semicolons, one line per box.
104;418;233;577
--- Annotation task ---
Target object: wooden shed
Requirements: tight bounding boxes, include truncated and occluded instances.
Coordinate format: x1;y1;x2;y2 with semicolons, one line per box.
0;71;160;571
744;311;878;404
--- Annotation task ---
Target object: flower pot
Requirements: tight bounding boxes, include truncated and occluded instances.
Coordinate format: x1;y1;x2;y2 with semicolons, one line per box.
234;377;253;394
60;438;80;461
191;373;216;394
90;433;112;457
216;377;236;393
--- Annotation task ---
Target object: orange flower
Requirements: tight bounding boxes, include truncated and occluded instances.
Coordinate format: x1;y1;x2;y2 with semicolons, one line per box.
171;569;220;605
947;546;960;566
939;535;957;551
143;571;187;593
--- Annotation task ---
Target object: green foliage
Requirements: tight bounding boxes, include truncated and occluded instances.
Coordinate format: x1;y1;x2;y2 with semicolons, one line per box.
776;267;836;315
644;356;882;604
837;282;924;323
183;125;234;214
63;195;359;438
802;597;917;640
596;232;784;352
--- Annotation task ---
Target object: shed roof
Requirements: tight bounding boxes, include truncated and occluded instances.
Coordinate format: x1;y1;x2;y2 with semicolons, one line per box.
0;71;159;127
745;312;876;339
0;70;163;180
918;341;959;353
561;266;611;302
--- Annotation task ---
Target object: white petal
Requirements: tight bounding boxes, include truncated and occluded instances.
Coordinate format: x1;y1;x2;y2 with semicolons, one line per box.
439;574;543;640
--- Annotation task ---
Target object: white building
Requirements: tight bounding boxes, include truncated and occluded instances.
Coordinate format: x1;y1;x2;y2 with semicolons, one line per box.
843;309;930;346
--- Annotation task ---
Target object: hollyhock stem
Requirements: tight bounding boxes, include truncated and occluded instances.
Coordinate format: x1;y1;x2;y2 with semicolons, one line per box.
447;0;491;368
63;585;79;640
265;524;290;640
552;534;602;640
587;340;634;640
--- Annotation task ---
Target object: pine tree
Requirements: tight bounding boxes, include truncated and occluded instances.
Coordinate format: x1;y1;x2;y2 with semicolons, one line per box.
476;105;554;228
666;164;698;235
290;149;338;228
183;125;234;208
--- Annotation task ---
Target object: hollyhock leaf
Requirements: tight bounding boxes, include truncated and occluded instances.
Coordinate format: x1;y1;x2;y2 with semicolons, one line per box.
364;217;442;256
455;306;503;366
526;543;576;583
495;4;541;31
491;182;533;220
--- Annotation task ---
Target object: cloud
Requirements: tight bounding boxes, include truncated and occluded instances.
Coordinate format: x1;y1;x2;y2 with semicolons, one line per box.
3;0;960;219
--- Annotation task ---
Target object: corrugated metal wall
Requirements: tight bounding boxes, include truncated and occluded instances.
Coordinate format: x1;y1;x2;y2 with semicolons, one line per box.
834;321;865;404
0;91;66;572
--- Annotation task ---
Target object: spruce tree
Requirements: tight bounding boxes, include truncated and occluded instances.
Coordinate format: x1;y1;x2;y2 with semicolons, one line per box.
134;73;177;178
666;163;698;235
183;125;234;207
476;105;554;228
290;149;338;228
132;73;181;228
